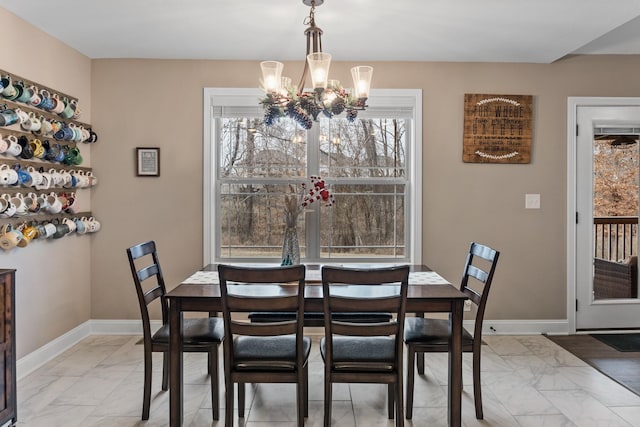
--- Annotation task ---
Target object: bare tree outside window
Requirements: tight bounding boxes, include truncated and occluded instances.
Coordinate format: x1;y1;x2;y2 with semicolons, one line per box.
217;115;408;262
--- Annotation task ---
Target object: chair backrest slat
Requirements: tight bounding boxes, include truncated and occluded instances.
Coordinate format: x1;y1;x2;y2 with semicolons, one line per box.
322;265;410;370
218;264;306;366
224;294;300;312
126;240;169;340
328;293;401;312
231;320;298;336
332;321;399;337
460;242;500;339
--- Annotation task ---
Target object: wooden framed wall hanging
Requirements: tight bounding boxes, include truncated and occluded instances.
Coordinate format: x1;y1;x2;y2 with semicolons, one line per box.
463;94;533;164
136;147;160;176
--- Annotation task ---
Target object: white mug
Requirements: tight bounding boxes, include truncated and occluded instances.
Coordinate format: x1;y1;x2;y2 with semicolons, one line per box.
0;165;18;186
4;137;22;157
46;192;63;214
0;195;16;218
43;222;57;239
48;169;63;187
87;217;101;233
27;167;44;188
10;193;28;216
20;112;41;132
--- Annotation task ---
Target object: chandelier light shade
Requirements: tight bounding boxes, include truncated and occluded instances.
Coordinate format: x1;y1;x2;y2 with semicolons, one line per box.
259;0;373;129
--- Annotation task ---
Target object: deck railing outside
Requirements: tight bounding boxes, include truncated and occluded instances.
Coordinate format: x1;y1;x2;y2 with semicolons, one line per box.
594;216;638;261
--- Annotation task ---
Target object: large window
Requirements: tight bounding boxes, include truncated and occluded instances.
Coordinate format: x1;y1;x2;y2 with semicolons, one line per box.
204;88;422;265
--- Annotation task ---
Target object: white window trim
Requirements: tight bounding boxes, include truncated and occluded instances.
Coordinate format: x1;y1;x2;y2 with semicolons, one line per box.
203;87;422;265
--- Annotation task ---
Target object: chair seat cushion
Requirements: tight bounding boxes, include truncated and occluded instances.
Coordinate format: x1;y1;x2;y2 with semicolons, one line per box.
320;336;396;371
153;317;224;344
404;317;473;345
233;335;312;371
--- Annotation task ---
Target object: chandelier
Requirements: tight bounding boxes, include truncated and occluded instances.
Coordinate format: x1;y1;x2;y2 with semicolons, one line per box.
259;0;373;130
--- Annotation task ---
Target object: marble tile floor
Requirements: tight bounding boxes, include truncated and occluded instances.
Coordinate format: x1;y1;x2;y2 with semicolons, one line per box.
14;334;640;427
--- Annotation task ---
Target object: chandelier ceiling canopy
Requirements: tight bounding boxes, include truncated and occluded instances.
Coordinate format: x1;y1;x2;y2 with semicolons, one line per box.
259;0;373;130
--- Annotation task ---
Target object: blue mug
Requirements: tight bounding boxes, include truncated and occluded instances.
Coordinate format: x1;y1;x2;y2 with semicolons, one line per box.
74;217;86;234
54;144;66;162
0;108;19;126
16;85;33;103
15;166;32;187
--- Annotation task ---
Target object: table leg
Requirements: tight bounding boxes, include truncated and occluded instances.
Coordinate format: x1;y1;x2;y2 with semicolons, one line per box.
169;300;183;426
448;300;463;427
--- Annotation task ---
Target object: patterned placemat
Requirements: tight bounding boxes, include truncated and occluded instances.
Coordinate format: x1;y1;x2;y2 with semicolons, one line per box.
181;270;449;285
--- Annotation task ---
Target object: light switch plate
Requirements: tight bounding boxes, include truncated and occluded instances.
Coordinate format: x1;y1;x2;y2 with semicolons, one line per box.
525;194;540;209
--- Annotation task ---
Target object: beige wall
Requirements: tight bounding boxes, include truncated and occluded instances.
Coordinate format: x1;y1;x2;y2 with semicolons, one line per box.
6;5;640;359
89;56;640;324
0;7;92;358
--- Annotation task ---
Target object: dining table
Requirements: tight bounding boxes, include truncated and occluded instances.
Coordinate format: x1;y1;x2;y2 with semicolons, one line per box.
166;264;468;427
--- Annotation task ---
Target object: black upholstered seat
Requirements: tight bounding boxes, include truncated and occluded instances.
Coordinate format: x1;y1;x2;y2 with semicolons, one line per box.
218;264;310;427
320;265;410;427
126;241;223;421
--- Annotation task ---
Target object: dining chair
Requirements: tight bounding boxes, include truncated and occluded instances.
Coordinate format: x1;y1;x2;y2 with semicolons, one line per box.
217;264;310;427
126;241;223;420
404;242;500;420
320;265;410;427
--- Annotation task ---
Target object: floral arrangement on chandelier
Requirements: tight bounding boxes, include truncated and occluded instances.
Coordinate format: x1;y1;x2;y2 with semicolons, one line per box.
260;83;367;130
281;175;335;265
259;0;373;130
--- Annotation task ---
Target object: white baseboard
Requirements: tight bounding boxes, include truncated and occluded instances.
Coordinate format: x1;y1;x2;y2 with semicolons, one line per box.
16;318;569;381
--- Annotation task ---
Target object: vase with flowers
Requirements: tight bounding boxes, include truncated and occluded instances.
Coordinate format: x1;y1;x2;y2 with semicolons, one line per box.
281;175;335;265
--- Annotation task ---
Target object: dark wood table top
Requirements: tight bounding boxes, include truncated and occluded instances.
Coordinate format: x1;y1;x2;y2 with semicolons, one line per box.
166;264;467;312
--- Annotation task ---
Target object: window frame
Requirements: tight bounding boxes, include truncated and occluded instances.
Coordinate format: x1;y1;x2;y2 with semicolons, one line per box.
203;87;422;265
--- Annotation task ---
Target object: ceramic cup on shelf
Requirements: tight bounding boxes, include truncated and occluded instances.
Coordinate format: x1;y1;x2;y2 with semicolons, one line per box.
18;136;34;160
1;76;16;100
38;116;53;136
0;135;7;154
45;192;63;214
36;193;49;212
0;224;23;251
86;217;101;233
5;136;21;157
74;217;86;234
0;108;19;127
48;168;64;187
10;193;28;217
21;112;41;132
23;192;40;214
0;164;18;186
42;222;57;239
14;108;29;124
35;170;51;191
19;223;38;247
15;165;32;187
26;167;43;188
38;89;54;111
15;84;33;104
0;195;16;218
62;217;76;234
28;89;42;107
50;94;65;114
30;138;45;159
60;98;74;119
63;191;76;214
52;221;69;239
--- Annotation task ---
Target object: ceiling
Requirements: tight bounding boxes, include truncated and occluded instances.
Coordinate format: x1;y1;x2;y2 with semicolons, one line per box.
2;0;640;63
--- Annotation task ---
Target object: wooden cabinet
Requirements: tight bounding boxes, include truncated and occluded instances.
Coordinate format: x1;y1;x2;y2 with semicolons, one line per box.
0;270;16;425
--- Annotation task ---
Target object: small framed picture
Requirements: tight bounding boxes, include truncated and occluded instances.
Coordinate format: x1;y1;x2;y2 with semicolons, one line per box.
136;147;160;177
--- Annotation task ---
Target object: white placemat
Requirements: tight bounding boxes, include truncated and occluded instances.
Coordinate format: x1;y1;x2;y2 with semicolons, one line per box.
181;270;449;285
